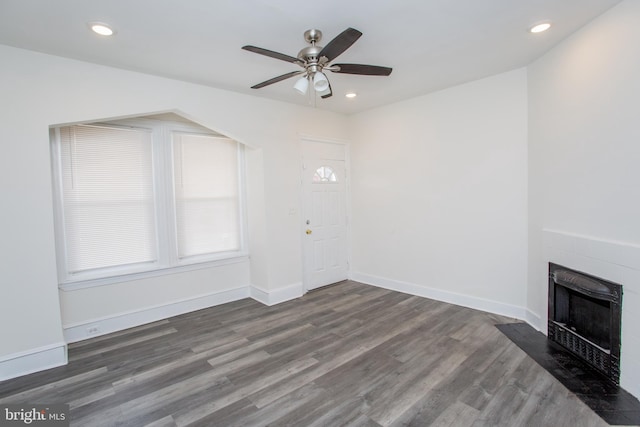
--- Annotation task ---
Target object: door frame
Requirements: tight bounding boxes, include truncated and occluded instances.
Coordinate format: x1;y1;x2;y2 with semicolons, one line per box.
299;135;352;294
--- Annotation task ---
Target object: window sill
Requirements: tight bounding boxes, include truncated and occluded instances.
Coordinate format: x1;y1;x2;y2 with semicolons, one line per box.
58;254;250;292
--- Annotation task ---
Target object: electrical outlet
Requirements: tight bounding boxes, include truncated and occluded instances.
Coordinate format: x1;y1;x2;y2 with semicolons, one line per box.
86;326;100;336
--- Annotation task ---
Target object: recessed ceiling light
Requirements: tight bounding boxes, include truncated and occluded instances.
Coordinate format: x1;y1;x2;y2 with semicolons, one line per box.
530;22;551;33
89;22;115;36
345;92;357;99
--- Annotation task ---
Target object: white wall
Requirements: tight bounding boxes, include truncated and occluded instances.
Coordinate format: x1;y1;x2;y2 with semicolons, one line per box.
528;0;640;397
3;1;639;397
349;68;529;319
0;45;349;376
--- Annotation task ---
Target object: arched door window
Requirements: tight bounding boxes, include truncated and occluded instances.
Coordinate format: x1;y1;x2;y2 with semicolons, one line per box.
312;166;337;183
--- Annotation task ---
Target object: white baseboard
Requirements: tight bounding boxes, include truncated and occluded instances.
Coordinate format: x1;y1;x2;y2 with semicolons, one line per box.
250;282;304;306
351;272;529;321
63;286;249;343
525;309;543;332
0;343;67;382
249;285;270;305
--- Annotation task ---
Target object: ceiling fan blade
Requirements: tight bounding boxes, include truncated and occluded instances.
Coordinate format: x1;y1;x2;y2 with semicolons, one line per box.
321;82;333;99
250;71;304;89
242;45;300;64
332;63;392;76
318;28;362;62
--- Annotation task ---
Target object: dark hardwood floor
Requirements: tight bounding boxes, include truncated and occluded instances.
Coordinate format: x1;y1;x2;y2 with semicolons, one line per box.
0;281;613;426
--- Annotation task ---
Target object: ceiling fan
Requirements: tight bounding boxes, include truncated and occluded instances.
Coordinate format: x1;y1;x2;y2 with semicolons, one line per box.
242;28;392;99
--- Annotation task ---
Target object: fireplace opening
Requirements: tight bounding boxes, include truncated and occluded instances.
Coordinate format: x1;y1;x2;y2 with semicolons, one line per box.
548;263;622;384
555;286;611;349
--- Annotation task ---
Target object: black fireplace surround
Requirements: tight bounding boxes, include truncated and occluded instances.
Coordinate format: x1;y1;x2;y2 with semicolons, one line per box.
548;263;623;384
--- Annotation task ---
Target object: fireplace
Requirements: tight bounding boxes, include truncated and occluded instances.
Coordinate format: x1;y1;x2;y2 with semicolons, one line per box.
548;263;622;384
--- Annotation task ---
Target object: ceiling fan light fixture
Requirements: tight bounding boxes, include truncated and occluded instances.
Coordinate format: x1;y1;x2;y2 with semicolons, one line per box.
293;76;309;95
313;72;329;92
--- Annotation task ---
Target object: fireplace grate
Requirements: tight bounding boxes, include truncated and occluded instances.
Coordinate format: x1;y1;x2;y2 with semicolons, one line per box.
548;320;620;383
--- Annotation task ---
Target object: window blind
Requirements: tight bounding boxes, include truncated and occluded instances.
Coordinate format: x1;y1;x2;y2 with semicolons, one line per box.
59;124;157;273
172;133;240;258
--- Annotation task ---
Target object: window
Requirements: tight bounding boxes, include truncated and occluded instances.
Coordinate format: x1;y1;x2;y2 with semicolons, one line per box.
313;166;337;183
172;132;240;257
51;118;245;286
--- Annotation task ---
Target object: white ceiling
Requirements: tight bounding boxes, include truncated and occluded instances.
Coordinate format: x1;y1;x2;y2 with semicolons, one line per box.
0;0;622;115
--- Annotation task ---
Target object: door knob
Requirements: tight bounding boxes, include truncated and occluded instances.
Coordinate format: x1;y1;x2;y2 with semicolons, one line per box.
306;229;312;235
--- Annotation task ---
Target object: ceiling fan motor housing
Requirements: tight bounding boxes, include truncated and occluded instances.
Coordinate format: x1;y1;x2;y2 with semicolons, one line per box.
298;46;324;70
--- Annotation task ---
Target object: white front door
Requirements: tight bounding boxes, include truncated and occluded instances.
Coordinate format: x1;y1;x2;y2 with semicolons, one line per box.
301;140;348;291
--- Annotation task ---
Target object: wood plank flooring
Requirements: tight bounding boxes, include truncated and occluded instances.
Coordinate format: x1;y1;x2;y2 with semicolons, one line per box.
0;281;611;426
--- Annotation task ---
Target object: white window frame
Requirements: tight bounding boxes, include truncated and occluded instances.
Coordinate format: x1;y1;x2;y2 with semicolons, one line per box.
51;118;248;290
